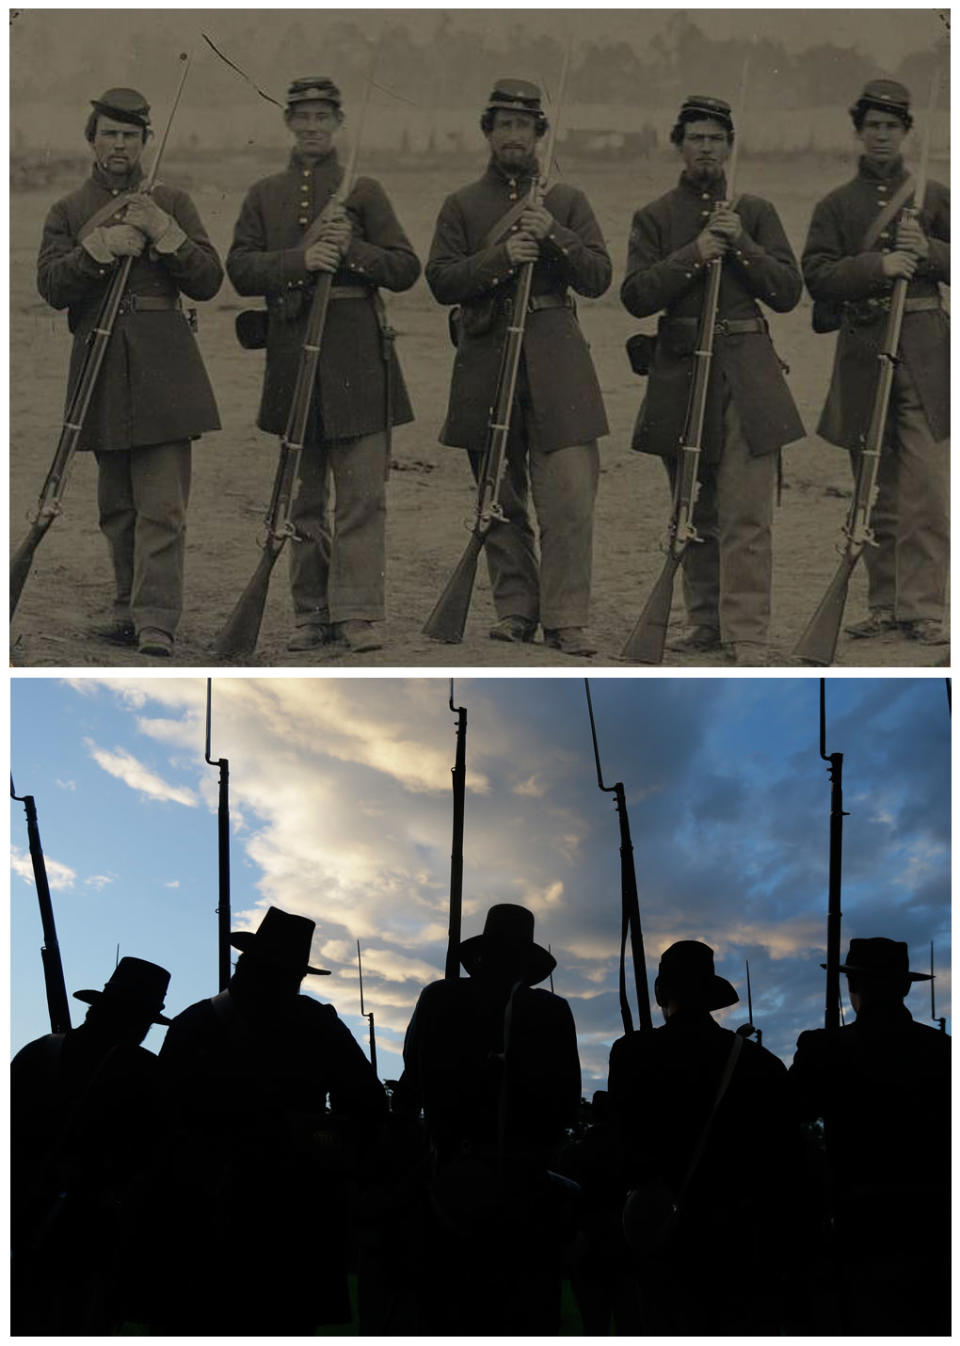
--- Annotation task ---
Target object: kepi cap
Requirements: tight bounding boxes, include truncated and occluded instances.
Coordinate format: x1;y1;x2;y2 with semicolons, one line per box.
677;93;733;132
90;87;151;129
852;78;911;118
286;76;342;109
485;77;543;116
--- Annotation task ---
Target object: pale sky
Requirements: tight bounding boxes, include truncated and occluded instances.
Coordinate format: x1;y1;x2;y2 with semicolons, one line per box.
10;676;951;1091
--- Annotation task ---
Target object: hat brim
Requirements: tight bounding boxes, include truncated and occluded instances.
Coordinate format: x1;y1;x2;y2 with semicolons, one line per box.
822;961;932;981
459;934;556;987
73;988;171;1026
230;930;330;974
707;975;739;1011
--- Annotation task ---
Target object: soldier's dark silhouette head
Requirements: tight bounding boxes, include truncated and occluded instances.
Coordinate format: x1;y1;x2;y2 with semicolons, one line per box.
229;906;330;1002
654;940;739;1016
458;903;556;987
826;937;931;1013
72;955;171;1045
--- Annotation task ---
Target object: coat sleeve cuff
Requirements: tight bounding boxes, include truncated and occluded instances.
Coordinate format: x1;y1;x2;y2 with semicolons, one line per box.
81;228;115;266
153;221;188;254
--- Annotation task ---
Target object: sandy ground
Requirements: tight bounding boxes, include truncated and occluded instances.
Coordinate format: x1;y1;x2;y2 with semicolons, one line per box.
9;151;949;668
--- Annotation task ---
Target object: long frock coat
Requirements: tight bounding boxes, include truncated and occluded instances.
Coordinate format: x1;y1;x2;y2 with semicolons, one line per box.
36;162;222;452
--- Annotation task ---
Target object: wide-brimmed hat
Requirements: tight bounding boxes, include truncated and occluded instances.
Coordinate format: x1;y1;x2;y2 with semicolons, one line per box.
677;93;733;133
90;87;151;129
822;937;931;982
459;903;556;986
74;956;171;1025
851;78;911;120
657;940;739;1010
230;906;330;975
484;78;543;117
286;76;342;110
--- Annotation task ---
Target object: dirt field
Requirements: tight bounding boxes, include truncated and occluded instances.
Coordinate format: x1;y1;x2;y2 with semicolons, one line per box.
9;151;950;668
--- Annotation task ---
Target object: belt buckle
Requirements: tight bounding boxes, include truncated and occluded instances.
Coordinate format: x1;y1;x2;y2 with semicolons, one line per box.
714;318;729;336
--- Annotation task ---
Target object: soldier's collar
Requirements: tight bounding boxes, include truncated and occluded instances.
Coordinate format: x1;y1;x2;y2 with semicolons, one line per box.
486;155;539;187
678;169;727;199
858;153;906;183
289;146;339;171
91;161;144;193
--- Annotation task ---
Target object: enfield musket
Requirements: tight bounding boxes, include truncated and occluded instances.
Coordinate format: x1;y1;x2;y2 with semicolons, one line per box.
819;680;846;1030
11;775;72;1033
445;679;467;979
205;679;232;991
11;52;194;621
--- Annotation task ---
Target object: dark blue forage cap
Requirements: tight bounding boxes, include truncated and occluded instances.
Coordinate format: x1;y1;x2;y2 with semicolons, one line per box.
677;93;733;131
286;76;342;109
485;78;543;115
90;87;151;128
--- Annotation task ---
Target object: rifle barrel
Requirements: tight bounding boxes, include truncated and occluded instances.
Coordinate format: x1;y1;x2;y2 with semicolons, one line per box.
11;779;71;1033
445;680;467;979
819;680;844;1030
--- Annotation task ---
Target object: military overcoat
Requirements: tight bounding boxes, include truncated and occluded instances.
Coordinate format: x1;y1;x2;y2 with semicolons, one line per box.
802;157;949;448
36;163;222;452
426;160;611;453
621;171;805;463
226;148;419;442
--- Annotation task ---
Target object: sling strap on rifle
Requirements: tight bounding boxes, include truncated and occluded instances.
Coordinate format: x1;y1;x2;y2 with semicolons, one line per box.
372;289;396;465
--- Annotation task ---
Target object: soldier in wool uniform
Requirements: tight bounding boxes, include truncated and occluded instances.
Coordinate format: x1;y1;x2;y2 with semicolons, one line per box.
802;79;950;648
426;79;611;658
227;76;420;655
36;87;223;658
621;94;805;666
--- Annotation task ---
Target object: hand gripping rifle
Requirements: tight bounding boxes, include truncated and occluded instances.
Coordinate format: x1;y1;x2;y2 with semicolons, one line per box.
214;53;378;660
422;45;572;643
11;775;72;1033
584;680;652;1034
793;68;941;666
444;679;467;980
204;679;231;991
10;52;193;621
622;59;749;664
819;680;847;1030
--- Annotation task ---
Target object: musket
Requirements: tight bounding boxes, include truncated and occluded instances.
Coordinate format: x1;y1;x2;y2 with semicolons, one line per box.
11;51;193;621
357;940;378;1074
622;55;750;664
445;679;467;979
205;679;232;991
930;940;946;1032
793;67;941;666
214;46;379;659
422;42;572;643
584;679;652;1034
819;679;846;1030
11;775;71;1033
737;959;762;1044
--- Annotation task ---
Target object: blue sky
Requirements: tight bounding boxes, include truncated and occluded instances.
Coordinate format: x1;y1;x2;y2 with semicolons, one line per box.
10;675;951;1090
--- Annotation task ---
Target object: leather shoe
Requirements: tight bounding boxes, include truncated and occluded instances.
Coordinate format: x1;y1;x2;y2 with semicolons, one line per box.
667;625;721;653
287;624;329;652
489;615;537;643
901;618;948;646
91;619;136;647
333;620;382;653
845;609;896;639
138;627;173;657
543;627;597;657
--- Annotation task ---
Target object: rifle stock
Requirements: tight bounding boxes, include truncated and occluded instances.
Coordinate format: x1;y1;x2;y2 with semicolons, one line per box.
214;537;284;659
621;550;682;664
422;524;486;644
10;516;56;616
792;549;860;665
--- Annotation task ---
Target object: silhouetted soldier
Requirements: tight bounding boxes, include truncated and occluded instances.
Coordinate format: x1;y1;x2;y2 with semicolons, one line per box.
608;940;805;1334
156;907;387;1334
790;937;950;1335
11;956;171;1334
396;903;582;1333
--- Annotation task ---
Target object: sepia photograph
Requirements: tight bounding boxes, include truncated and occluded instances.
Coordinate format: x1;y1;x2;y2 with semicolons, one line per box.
8;8;950;667
9;673;951;1333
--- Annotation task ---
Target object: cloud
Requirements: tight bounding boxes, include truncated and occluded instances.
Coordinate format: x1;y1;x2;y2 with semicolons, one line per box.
84;739;199;807
11;846;76;890
514;775;548;798
55;779;76;791
165;880;181;889
84;874;114;891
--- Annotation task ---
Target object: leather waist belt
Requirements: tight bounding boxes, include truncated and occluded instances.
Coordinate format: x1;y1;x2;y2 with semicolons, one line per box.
663;314;766;336
528;292;573;313
842;294;943;325
904;296;944;313
329;285;371;300
118;294;180;314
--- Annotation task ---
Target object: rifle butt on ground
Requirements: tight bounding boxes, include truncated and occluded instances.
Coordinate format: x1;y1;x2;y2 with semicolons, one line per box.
213;541;284;660
792;551;861;666
422;531;485;643
10;517;55;620
621;552;682;663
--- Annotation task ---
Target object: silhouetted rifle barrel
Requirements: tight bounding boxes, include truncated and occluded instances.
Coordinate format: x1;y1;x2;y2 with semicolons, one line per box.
584;680;652;1033
737;959;762;1044
622;57;748;664
819;680;845;1030
205;679;232;991
214;49;377;659
357;940;378;1073
10;52;193;621
930;940;946;1032
422;44;571;643
445;679;467;979
11;776;71;1033
793;68;941;666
